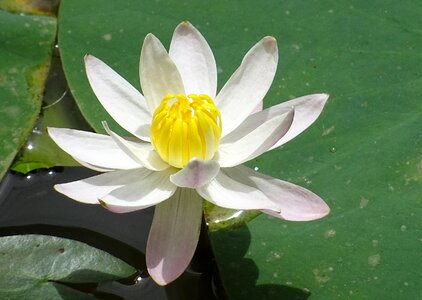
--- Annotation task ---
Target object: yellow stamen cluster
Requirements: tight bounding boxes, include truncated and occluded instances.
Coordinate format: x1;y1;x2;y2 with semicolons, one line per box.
150;94;222;168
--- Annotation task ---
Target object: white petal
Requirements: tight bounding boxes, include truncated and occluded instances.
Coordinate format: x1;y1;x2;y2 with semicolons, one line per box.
147;188;202;285
84;55;151;141
216;36;278;137
217;109;294;167
251;101;263;114
170;158;220;188
196;170;279;211
101;169;177;213
140;34;185;112
54;168;150;204
225;165;330;221
73;158;115;172
268;93;329;150
102;121;169;171
169;21;217;98
48;127;141;170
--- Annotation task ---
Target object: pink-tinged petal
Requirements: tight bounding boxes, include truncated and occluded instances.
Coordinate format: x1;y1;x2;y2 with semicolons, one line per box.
101;169;177;213
147;188;202;285
169;21;217;98
251;101;263;114
268;93;329;150
47;127;141;170
54;168;150;204
196;170;279;211
84;55;151;141
216;36;278;137
217;109;294;167
225;165;330;221
102;121;169;171
140;34;185;112
170;158;220;188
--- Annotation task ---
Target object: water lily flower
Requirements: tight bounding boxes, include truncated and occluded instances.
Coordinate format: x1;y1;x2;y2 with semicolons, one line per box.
48;21;329;285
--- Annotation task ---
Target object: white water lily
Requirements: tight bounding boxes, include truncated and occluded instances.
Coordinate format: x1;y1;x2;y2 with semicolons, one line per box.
48;21;330;285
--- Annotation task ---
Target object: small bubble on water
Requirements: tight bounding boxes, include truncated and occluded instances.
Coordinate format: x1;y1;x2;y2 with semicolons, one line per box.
329;146;337;153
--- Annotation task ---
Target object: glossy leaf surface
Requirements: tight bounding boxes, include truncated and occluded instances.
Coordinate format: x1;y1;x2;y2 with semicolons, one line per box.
58;1;422;299
0;10;56;180
0;234;136;299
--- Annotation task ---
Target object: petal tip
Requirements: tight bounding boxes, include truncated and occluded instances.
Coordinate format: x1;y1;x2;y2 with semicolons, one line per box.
46;126;55;135
260;36;278;56
144;33;156;42
179;20;192;27
53;183;63;194
320;93;330;102
147;267;171;286
264;35;277;42
263;36;277;48
84;54;97;64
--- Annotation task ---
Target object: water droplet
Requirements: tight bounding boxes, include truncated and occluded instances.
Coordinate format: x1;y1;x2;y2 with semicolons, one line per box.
368;254;381;267
324;229;336;238
265;250;283;262
103;33;112;41
400;225;407;232
329;146;337;153
359;196;369;208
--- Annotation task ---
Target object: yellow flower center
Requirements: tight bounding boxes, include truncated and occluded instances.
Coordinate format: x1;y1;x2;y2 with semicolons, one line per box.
150;94;222;168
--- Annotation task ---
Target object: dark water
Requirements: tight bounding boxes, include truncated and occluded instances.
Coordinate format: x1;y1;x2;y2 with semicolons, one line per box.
0;167;226;299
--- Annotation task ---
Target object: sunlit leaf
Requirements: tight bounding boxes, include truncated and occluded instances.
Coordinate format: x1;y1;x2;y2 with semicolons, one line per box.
0;10;56;180
58;1;422;299
0;234;136;299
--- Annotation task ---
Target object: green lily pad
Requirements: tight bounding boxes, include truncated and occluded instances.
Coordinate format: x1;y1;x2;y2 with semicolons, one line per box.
11;54;91;173
0;10;56;180
0;234;136;299
0;0;59;16
58;1;421;299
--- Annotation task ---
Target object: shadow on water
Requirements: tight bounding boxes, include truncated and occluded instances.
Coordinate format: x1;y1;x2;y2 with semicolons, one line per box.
0;167;223;299
210;226;310;300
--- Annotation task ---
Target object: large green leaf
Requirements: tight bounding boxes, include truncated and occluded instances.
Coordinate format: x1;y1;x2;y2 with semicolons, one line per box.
0;234;136;299
11;55;91;173
0;0;59;16
0;9;56;179
58;0;421;299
